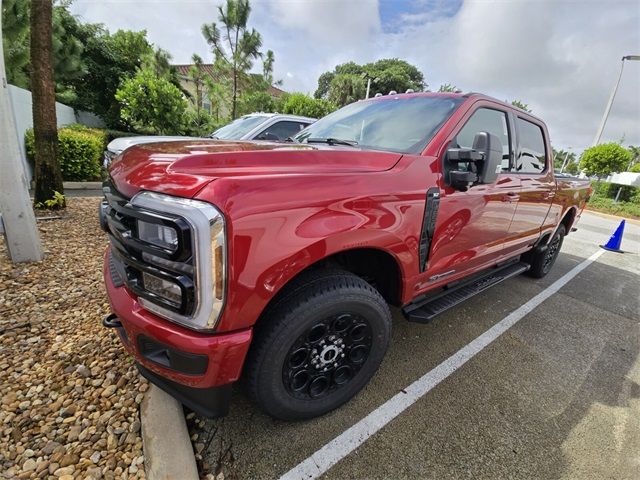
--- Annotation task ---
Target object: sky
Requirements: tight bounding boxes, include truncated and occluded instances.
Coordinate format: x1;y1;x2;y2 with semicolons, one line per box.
70;0;640;152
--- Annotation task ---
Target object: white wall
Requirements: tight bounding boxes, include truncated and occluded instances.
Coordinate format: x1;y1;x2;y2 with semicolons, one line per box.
8;84;105;181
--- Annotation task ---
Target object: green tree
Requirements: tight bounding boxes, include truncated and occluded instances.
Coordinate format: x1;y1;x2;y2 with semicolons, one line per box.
553;148;579;174
188;53;206;115
629;162;640;173
438;83;458;92
201;0;262;119
579;143;632;178
237;90;276;116
2;0;86;99
315;59;425;100
31;0;64;208
511;100;531;112
2;0;30;88
262;49;277;86
314;61;363;99
51;5;85;104
116;68;188;134
70;27;154;128
327;73;366;107
281;93;336;118
628;145;640;168
365;58;425;95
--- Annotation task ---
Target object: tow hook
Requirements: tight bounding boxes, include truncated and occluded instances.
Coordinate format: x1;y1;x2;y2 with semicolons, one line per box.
103;313;123;329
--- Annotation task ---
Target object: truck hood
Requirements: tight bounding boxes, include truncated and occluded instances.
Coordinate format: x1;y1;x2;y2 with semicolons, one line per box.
107;135;200;154
108;140;404;198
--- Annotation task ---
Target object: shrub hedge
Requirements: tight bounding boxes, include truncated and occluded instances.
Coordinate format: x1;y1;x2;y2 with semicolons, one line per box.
25;124;107;181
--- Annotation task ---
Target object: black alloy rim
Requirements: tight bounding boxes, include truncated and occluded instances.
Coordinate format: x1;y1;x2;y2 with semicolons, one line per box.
543;234;561;272
282;313;373;399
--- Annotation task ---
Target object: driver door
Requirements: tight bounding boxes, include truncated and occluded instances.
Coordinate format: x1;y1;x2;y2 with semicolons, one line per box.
424;106;521;283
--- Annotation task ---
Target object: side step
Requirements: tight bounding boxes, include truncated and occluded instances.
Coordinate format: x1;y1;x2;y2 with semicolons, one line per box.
402;261;530;323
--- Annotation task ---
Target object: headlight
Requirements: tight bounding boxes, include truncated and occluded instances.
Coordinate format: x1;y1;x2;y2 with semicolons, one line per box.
137;220;179;252
130;191;226;331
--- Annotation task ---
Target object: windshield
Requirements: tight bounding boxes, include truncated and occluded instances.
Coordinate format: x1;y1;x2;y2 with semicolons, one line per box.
211;115;267;139
295;96;463;154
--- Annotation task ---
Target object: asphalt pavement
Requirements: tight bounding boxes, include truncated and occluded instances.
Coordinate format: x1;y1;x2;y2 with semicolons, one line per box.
198;211;639;480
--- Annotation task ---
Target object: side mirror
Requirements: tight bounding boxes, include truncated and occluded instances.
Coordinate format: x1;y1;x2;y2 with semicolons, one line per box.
473;132;502;185
445;131;503;191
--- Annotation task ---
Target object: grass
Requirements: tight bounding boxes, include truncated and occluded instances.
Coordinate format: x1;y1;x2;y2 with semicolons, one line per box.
585;194;640;220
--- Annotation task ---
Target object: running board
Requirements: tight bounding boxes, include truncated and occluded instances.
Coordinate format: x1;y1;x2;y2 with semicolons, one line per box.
402;262;530;323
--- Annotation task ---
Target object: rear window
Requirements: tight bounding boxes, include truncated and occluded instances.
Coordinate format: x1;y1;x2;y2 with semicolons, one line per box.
516;118;547;174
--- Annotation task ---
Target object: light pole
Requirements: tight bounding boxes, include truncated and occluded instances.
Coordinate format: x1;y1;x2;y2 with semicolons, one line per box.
592;55;640;146
361;73;379;99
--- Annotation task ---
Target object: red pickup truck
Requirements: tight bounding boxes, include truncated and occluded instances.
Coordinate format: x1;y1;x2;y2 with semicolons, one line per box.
101;93;591;420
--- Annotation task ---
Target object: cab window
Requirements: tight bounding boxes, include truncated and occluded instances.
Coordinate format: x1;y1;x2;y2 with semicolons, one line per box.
516;118;547;174
455;108;511;171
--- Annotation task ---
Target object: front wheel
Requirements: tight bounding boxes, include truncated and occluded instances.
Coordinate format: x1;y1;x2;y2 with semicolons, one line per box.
244;270;392;421
526;224;566;278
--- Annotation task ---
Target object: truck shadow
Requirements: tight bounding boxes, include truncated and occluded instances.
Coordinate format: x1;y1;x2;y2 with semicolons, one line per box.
192;251;639;480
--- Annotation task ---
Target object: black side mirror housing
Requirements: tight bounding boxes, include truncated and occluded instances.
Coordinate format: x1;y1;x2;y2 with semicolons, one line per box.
445;131;503;191
473;132;502;185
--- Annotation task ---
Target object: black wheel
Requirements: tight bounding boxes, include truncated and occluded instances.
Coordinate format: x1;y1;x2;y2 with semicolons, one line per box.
526;224;565;278
244;270;391;421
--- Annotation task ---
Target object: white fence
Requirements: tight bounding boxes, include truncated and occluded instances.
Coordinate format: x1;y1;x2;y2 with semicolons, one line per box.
8;84;105;182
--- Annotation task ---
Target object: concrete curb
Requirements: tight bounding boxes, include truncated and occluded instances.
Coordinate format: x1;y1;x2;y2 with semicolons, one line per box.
141;385;199;480
63;181;102;190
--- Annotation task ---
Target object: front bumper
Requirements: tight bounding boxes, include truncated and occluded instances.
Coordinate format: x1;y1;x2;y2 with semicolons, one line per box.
103;248;252;416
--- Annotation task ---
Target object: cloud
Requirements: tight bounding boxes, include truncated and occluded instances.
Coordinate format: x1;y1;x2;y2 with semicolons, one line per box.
70;0;639;150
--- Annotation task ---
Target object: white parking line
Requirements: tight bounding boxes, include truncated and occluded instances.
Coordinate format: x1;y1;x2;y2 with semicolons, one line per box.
280;249;605;480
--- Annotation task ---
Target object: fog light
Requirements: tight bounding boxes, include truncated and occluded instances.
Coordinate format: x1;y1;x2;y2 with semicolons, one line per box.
137;220;178;251
142;272;182;305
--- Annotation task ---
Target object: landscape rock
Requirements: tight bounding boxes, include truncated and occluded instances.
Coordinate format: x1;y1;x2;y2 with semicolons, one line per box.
0;199;147;479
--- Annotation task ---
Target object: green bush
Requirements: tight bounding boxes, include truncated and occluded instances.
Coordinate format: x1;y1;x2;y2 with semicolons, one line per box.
25;126;105;181
591;180;639;203
281;93;337;119
116;68;188;134
587;195;640;219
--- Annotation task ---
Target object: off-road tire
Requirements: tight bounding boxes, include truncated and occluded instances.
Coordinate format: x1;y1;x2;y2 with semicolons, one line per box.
526;224;566;278
244;269;392;421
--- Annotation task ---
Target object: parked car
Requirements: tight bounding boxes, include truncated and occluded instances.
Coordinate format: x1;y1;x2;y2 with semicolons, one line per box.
100;92;591;421
103;113;316;165
209;112;315;141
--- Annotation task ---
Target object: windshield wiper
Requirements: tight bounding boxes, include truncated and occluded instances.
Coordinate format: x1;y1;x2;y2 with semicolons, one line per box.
284;136;298;143
306;137;358;146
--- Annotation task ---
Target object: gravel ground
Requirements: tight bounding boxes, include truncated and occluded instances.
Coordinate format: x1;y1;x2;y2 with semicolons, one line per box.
0;198;147;479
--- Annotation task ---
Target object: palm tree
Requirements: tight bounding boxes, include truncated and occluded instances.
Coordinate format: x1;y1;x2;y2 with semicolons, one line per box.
201;0;262;119
31;0;64;208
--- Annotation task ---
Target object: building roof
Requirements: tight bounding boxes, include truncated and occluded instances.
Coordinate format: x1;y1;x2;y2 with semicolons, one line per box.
172;64;286;97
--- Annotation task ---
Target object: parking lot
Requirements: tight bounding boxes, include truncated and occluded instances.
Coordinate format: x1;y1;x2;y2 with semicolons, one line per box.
197;211;639;480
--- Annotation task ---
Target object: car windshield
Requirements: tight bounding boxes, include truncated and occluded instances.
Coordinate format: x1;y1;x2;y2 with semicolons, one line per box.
211;115;267;139
295;96;463;154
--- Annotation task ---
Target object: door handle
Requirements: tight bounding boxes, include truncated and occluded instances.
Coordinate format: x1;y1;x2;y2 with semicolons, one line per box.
502;192;520;203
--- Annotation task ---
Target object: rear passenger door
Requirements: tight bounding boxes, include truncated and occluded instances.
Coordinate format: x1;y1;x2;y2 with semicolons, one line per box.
254;121;309;141
503;115;555;255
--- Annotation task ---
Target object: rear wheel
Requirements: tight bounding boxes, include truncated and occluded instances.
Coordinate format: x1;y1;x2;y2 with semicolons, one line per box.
526;224;565;278
244;270;391;421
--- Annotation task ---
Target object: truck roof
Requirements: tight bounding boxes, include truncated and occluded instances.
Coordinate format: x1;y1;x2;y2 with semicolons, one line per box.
364;91;546;124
